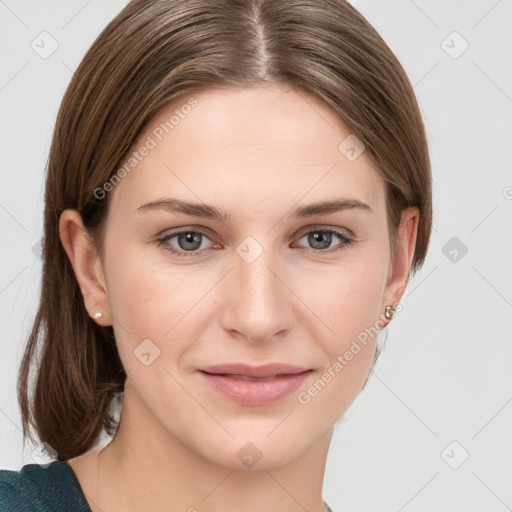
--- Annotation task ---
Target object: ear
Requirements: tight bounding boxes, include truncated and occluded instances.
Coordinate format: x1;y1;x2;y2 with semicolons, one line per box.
381;206;419;325
59;209;112;326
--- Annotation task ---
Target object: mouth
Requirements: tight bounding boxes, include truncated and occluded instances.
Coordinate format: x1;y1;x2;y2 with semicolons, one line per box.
198;363;313;406
199;363;311;378
205;374;291;381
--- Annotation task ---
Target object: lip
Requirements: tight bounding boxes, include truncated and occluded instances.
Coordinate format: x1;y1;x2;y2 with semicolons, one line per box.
198;363;313;406
200;363;310;378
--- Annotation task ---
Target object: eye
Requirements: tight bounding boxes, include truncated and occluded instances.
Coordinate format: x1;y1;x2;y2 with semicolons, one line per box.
293;228;354;253
156;229;216;257
156;226;355;258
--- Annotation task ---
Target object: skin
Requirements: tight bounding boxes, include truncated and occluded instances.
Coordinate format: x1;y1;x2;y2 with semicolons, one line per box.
60;83;418;512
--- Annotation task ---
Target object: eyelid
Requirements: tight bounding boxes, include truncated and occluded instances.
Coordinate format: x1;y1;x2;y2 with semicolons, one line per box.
295;223;355;240
156;224;355;243
155;224;214;239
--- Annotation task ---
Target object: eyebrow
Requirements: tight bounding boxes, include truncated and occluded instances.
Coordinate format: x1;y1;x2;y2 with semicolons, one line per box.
135;197;372;222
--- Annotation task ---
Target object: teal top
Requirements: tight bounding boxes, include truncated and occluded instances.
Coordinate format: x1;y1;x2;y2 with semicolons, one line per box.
0;460;335;511
0;460;92;511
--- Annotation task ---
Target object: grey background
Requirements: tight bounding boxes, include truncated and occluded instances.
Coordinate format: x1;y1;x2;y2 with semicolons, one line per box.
1;1;511;511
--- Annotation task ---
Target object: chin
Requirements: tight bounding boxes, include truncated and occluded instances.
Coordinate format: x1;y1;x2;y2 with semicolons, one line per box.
193;429;315;471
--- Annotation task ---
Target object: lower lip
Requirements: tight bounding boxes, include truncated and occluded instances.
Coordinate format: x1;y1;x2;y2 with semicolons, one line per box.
199;370;312;406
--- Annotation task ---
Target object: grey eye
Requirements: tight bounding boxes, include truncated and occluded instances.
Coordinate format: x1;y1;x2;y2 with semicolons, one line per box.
176;232;203;251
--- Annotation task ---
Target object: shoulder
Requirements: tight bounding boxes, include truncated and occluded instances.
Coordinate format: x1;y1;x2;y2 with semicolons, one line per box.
0;467;29;511
0;460;90;512
0;463;46;512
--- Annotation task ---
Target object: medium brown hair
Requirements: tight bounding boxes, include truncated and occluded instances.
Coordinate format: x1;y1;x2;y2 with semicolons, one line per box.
18;0;432;461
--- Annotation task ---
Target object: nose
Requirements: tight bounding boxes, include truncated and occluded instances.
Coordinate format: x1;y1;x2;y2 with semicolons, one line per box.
220;244;293;344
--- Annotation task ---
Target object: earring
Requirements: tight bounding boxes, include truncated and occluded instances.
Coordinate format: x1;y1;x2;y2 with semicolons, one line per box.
384;305;396;319
93;312;103;319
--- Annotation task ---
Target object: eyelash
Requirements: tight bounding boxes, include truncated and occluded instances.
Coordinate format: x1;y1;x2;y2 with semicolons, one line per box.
155;226;355;258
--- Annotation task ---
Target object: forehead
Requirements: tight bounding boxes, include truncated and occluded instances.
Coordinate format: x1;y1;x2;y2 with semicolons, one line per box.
108;84;385;217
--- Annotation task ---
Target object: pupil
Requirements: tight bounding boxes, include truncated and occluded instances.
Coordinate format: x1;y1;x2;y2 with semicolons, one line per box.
179;232;201;250
310;232;331;249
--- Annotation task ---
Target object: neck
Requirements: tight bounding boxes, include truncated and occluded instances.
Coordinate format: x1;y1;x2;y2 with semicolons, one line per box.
87;382;333;512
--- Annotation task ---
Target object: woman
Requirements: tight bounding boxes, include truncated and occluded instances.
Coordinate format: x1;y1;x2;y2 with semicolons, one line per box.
0;0;432;511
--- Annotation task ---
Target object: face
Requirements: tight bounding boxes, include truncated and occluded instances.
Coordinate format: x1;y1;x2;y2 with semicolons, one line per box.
66;84;416;470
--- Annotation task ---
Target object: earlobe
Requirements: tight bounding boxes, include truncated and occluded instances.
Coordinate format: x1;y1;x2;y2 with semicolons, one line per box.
58;209;112;325
381;207;419;326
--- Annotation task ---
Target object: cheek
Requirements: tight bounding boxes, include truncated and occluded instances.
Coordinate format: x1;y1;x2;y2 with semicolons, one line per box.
292;252;387;403
105;237;202;327
103;244;191;361
293;264;385;421
296;256;387;343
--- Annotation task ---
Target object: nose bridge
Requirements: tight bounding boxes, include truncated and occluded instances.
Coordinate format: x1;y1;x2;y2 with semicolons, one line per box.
223;237;290;342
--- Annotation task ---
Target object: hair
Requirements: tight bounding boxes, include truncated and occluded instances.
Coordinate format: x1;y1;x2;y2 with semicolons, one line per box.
17;0;432;461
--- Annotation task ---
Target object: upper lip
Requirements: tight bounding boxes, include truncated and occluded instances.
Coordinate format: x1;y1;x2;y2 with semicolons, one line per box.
199;363;311;378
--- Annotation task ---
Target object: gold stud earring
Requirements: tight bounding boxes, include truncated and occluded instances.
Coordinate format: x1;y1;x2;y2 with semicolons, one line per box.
384;305;396;319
